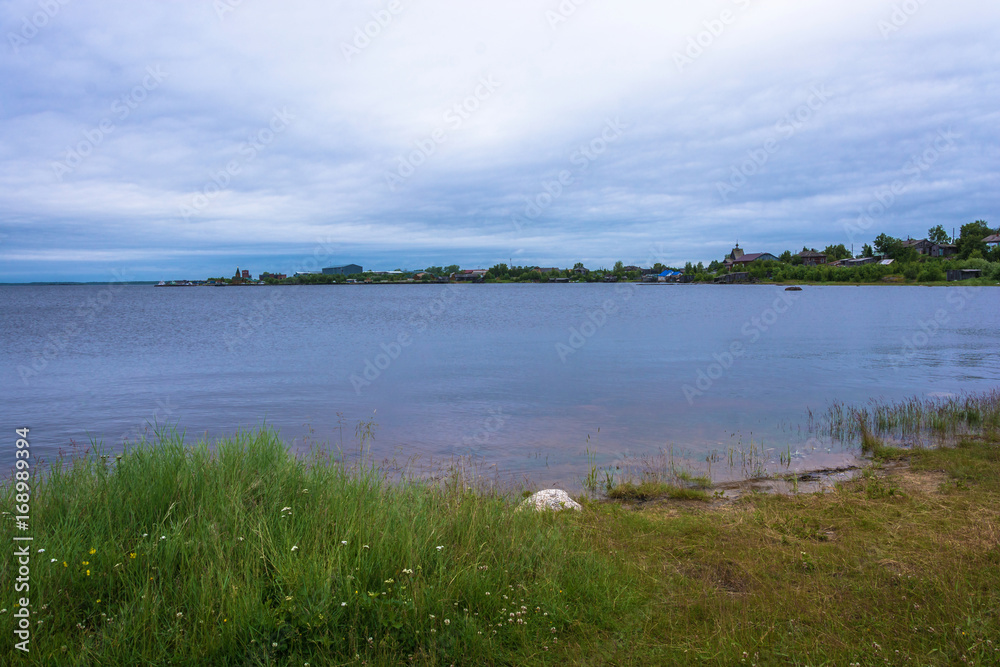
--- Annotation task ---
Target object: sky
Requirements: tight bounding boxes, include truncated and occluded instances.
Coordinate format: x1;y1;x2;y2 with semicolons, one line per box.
1;0;997;281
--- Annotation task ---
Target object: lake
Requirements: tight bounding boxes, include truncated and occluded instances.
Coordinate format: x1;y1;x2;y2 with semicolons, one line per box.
2;283;998;488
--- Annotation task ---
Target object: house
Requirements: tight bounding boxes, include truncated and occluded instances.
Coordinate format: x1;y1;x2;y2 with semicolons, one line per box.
413;272;434;280
840;256;881;266
241;269;251;280
322;264;363;276
714;272;753;284
723;244;777;268
901;239;957;257
983;233;1000;247
259;272;287;281
729;252;779;267
451;269;488;282
623;266;642;273
798;250;827;265
573;266;590;275
947;269;982;282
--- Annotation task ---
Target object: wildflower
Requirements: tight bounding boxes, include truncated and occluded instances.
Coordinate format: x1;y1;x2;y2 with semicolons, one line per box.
238;537;244;541
281;507;291;512
341;602;347;607
436;545;444;551
363;544;369;549
444;619;450;625
50;558;56;562
341;540;347;545
160;536;166;540
291;545;299;551
96;599;100;603
86;570;90;576
82;561;89;565
63;562;67;567
38;549;45;553
272;642;278;648
285;596;293;601
176;612;183;618
89;548;96;555
402;568;413;575
224;619;227;622
142;533;148;537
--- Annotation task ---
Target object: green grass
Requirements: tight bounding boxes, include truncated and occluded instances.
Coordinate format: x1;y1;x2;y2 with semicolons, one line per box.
3;425;1000;665
605;481;710;502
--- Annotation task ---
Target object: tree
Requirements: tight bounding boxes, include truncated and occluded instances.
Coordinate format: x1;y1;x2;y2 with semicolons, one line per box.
778;250;793;263
873;233;902;257
489;263;509;278
822;244;851;261
573;262;584;270
613;260;625;275
861;243;873;258
957;220;993;259
928;224;950;244
443;265;460;275
651;262;666;274
425;266;444;275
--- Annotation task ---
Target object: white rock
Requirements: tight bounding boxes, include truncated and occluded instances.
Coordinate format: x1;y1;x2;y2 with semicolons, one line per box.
519;489;582;512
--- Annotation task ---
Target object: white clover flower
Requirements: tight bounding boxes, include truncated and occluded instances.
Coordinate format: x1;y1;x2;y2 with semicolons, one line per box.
281;507;291;512
341;540;347;545
50;558;57;562
38;548;45;553
444;619;450;625
341;602;347;607
142;533;148;537
291;545;299;551
160;536;166;540
436;545;443;550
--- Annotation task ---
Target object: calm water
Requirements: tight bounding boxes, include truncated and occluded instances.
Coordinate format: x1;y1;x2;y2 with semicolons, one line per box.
2;284;998;487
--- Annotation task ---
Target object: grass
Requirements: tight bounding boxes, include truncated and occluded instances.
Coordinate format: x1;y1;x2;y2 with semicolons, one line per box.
3;421;1000;664
826;390;1000;447
605;481;710;502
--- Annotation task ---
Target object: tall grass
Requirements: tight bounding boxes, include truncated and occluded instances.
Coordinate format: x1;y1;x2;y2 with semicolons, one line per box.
0;428;640;665
825;390;1000;448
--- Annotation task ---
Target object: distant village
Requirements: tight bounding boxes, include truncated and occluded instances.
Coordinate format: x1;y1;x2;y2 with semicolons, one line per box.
157;224;999;287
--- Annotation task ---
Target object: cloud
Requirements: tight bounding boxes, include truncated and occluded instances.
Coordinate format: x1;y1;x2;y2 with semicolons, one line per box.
1;0;997;280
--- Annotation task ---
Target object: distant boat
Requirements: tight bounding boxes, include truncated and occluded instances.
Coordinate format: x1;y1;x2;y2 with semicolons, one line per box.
156;281;166;286
785;286;802;291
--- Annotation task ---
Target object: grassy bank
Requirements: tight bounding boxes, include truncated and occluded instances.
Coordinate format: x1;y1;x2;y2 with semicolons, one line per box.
3;423;999;665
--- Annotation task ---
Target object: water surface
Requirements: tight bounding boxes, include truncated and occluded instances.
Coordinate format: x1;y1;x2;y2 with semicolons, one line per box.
2;284;997;487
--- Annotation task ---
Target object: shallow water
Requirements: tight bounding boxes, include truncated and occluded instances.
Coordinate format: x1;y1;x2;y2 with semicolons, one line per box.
2;283;997;487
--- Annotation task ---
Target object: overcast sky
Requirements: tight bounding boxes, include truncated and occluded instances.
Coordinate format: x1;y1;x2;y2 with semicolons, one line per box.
1;0;997;281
